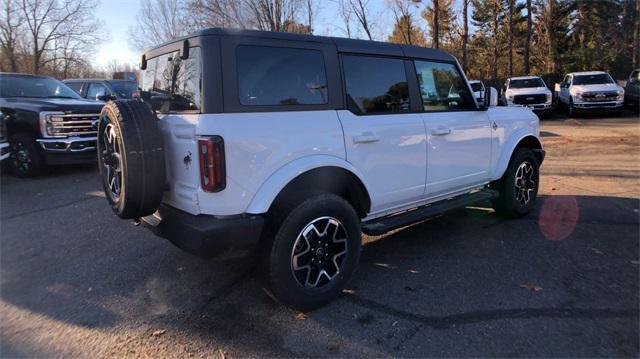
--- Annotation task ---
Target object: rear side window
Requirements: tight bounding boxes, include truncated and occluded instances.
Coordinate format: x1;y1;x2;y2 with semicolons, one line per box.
342;55;410;115
414;60;475;111
237;46;328;106
140;47;201;112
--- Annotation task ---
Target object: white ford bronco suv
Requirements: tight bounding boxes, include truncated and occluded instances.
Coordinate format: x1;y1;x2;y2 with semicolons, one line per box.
97;28;544;310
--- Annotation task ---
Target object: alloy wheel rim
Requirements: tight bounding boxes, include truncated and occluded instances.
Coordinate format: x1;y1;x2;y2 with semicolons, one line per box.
514;161;535;206
10;141;31;173
101;122;122;200
291;216;349;289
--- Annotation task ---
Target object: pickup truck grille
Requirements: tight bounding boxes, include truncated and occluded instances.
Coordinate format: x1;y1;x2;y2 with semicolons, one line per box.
513;94;547;105
581;91;619;102
48;113;99;137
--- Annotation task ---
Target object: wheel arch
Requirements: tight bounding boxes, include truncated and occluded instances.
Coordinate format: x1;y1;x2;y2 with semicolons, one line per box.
246;156;372;218
493;133;543;180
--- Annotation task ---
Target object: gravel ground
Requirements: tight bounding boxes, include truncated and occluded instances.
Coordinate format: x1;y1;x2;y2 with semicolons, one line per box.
1;111;639;358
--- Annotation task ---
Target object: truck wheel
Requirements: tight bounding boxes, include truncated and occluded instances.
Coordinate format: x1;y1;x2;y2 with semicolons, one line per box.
492;148;540;218
262;194;362;311
97;100;165;219
8;133;45;177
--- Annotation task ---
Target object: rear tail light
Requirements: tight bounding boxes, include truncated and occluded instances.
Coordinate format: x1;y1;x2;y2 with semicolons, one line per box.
198;136;225;192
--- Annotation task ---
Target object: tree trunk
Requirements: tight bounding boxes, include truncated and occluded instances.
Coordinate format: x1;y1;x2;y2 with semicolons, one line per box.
524;0;532;73
493;15;499;81
462;0;469;71
508;0;514;77
634;0;639;67
433;0;440;48
547;0;555;74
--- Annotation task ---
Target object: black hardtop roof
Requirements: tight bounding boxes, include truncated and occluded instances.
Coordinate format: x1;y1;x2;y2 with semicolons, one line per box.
0;72;54;78
145;27;456;63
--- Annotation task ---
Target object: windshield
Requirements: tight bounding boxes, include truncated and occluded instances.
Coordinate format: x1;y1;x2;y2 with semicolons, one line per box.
470;82;483;92
0;75;82;99
109;81;138;99
509;78;546;89
573;74;614;85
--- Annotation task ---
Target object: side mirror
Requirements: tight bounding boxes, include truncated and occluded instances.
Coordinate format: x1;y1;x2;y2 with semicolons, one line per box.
96;92;109;101
483;87;498;109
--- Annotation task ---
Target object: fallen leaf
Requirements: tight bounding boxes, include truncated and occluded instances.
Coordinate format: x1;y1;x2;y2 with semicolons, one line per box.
342;288;356;294
591;248;604;255
408;269;419;274
151;329;166;337
520;284;543;292
392;321;398;327
218;349;225;359
631;260;639;265
374;262;397;269
295;313;307;320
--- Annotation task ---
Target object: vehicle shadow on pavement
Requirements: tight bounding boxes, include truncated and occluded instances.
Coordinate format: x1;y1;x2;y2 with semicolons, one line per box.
1;194;639;357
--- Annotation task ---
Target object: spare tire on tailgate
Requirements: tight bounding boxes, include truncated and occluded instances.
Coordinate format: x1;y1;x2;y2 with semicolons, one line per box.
97;100;165;219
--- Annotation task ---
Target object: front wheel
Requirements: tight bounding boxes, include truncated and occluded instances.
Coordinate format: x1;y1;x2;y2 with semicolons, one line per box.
492;148;540;218
262;194;362;311
8;133;45;177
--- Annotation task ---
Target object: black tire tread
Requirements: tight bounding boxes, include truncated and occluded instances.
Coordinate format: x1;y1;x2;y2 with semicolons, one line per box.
98;100;165;219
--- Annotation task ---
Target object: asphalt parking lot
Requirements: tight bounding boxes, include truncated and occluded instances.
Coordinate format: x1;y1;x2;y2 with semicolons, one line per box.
1;111;639;357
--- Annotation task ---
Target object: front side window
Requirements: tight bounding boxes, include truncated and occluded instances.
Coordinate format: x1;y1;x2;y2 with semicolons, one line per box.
139;47;201;112
470;82;483;92
414;60;475;111
65;82;83;94
237;46;328;106
86;83;109;99
342;55;409;115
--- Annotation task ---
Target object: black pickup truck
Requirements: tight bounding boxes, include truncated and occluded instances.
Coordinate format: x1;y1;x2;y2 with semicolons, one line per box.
0;73;104;177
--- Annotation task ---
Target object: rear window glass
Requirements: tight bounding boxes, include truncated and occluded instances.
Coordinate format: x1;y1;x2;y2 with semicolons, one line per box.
65;82;83;94
140;47;201;112
342;55;410;115
237;46;328;106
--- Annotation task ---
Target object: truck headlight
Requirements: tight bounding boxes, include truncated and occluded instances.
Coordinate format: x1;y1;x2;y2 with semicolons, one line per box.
617;90;624;99
507;95;514;103
574;92;582;100
546;93;552;103
39;111;66;138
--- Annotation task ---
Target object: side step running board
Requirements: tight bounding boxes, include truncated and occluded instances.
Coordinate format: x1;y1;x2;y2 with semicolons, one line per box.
362;189;498;236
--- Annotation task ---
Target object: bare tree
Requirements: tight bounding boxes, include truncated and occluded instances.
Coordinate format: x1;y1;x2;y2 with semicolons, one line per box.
18;0;103;74
0;0;24;72
350;0;374;40
432;0;440;48
634;0;639;68
337;0;354;38
187;0;246;28
507;0;514;77
128;0;192;53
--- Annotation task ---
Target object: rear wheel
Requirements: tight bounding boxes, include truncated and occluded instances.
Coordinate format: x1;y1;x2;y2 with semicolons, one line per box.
492;148;540;218
261;194;362;311
8;133;45;177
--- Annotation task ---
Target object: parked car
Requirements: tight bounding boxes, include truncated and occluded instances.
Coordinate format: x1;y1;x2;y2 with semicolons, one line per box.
63;79;138;102
555;71;624;116
96;28;545;311
624;69;639;106
0;73;103;177
501;76;552;116
0;112;9;161
468;80;485;103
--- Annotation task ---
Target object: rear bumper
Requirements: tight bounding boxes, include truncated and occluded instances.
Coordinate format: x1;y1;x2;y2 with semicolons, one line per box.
140;205;265;256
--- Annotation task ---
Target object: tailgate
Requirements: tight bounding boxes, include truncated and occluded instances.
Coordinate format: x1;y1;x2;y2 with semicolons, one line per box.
157;113;201;215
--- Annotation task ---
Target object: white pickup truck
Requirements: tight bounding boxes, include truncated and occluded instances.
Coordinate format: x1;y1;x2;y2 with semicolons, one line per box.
555;71;624;116
502;76;553;116
96;28;545;310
